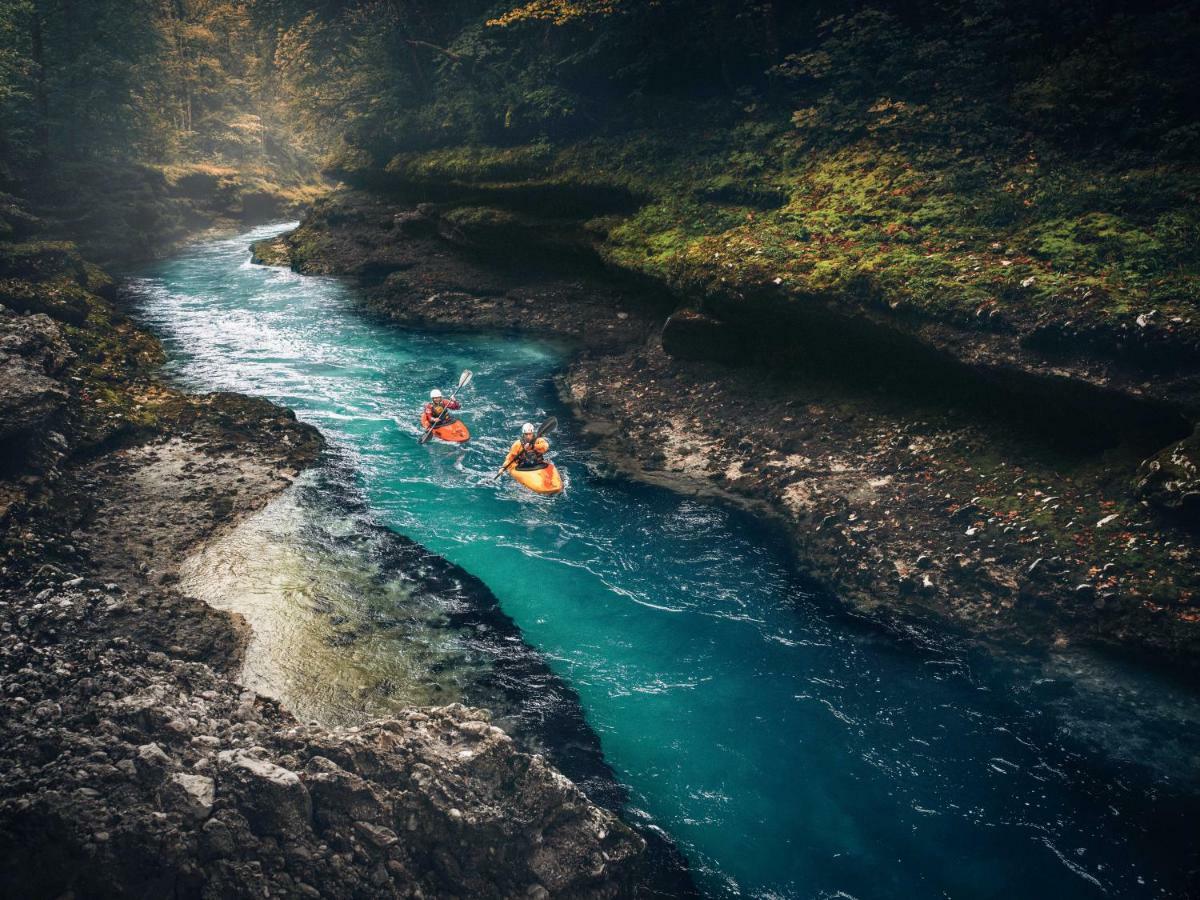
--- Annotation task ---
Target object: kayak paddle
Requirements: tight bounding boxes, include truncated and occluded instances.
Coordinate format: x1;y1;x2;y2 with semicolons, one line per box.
419;369;472;444
493;416;557;481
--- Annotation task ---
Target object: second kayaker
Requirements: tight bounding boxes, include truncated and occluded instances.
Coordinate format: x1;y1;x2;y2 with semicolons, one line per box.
505;422;550;469
424;388;461;425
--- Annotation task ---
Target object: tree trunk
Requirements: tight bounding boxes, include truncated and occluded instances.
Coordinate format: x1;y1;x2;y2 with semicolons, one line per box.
761;0;779;63
386;0;430;98
710;0;734;90
30;7;50;166
166;0;193;135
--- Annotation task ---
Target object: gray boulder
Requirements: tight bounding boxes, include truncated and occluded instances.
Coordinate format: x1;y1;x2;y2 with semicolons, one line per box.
217;750;311;836
163;772;215;821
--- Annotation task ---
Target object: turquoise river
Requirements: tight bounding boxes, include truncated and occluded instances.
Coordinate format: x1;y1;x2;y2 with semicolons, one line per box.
127;224;1200;899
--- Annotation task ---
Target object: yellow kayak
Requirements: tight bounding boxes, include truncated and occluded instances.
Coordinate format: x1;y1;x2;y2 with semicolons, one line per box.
509;462;564;495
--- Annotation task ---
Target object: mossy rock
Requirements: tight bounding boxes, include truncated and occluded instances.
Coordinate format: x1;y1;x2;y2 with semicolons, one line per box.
1136;425;1200;525
438;206;524;247
0;277;91;325
0;193;42;242
83;262;117;301
0;241;88;282
250;236;291;267
323;145;377;183
386;144;554;184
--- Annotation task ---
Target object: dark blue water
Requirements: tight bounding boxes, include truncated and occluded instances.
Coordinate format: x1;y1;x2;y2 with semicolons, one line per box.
129;224;1200;899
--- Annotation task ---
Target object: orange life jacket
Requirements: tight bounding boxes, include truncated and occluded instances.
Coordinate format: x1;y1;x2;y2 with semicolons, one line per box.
507;437;548;468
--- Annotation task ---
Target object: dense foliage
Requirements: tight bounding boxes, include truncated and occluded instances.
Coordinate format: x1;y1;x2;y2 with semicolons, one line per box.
236;0;1200;159
3;1;1197;176
0;0;308;184
241;0;1198;350
1;1;1197;327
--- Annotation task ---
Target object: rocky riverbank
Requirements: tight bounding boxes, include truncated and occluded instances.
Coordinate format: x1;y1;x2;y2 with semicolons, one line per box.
0;200;647;895
268;192;665;352
263;191;1200;671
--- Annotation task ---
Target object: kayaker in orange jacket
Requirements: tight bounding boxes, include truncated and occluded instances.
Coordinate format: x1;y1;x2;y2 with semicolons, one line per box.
505;422;549;469
423;389;461;425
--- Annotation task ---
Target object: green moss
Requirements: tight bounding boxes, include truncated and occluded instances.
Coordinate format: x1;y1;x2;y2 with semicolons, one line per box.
1024;213;1165;272
250;236;292;267
0;240;87;281
0;276;92;324
47;281;167;444
360;114;1199;357
83;262;115;297
385;143;555;183
441;205;521;230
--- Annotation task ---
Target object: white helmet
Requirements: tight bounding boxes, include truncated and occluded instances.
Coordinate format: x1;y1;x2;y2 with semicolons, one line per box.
521;422;535;436
430;389;443;399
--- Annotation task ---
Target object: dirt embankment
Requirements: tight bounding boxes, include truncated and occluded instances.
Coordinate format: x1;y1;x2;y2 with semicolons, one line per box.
265;191;1200;671
0;208;646;896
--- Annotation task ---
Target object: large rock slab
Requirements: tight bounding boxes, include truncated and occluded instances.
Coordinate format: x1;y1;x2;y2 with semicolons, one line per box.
217;750;312;836
162;773;216;821
0;310;71;472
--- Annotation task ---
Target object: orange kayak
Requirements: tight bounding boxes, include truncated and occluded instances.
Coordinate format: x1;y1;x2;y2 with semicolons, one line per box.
421;412;470;443
509;462;564;495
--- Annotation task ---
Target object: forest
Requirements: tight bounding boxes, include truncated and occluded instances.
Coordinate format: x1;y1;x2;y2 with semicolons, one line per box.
4;0;1199;166
2;0;1198;333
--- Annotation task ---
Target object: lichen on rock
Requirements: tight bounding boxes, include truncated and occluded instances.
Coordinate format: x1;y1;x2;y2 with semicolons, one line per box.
1137;425;1200;525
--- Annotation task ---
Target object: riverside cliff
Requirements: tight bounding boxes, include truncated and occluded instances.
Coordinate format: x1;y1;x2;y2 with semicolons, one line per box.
0;198;646;895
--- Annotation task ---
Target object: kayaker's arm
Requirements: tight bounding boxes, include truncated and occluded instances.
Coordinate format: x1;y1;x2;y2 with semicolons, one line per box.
503;440;523;469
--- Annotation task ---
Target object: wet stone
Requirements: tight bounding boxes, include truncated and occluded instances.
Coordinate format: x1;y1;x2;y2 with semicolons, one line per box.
164;772;215;821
